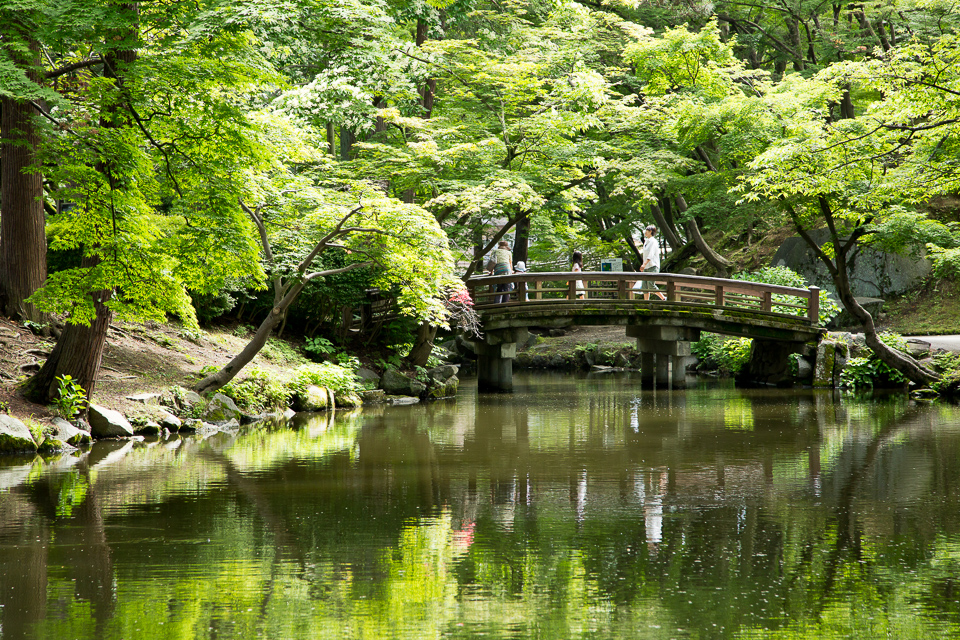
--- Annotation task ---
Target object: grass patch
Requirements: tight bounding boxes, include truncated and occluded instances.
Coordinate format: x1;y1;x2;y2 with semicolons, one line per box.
883;279;960;335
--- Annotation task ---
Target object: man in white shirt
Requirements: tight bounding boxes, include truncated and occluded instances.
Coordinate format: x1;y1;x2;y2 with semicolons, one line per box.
633;225;666;301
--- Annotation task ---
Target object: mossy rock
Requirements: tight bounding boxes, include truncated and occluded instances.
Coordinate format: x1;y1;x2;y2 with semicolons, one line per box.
334;391;363;409
0;416;38;453
426;376;459;399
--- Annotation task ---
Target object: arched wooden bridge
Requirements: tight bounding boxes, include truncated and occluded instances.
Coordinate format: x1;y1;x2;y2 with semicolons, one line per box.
466;271;825;391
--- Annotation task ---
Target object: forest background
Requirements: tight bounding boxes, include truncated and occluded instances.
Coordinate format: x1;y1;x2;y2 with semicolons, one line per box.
3;0;960;407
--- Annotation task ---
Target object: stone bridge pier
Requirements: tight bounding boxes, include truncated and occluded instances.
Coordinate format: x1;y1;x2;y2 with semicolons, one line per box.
476;327;528;392
627;325;700;387
477;325;704;392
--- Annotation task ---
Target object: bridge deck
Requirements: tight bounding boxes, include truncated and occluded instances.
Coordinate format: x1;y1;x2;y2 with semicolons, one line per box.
468;271;823;342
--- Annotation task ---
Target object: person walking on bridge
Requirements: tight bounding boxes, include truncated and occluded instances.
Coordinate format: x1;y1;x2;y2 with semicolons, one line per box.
633;226;667;301
572;251;585;299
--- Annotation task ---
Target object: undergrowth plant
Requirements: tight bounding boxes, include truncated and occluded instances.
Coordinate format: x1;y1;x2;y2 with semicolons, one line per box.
289;363;363;397
220;368;290;413
692;334;752;375
840;332;910;389
54;375;88;420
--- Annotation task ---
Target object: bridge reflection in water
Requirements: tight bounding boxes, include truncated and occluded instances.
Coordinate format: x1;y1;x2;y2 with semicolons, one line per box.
467;271;824;391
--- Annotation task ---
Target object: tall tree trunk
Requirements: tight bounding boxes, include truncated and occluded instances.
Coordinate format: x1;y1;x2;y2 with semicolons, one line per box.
24;6;137;403
788;200;937;385
339;126;354;161
649;203;682;250
512;214;530;265
0;40;46;322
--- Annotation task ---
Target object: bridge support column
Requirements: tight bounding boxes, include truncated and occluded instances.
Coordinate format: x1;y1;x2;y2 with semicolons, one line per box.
477;329;526;392
739;339;803;386
628;326;698;388
640;352;655;384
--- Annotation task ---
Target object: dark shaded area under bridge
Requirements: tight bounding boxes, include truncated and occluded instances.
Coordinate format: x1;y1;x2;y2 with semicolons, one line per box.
466;271;825;391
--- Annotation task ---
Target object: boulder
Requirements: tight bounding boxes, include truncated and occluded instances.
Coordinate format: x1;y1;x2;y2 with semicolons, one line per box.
135;421;162;436
88;405;135;438
386;395;420;405
283;408;296;420
179;419;200;433
335;391;363;408
614;352;632;368
126;392;162;404
426;376;459;399
360;389;386;404
182;390;203;406
355;368;381;387
381;369;426;396
772;228;930;298
38;436;74;453
797;357;814;381
293;385;331;412
833;341;849;386
52;417;93;446
428;364;459;383
159;412;182;432
202;393;240;423
906;339;932;359
0;416;38;453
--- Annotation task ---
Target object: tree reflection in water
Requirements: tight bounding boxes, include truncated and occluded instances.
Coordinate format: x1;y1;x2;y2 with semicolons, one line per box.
0;377;958;639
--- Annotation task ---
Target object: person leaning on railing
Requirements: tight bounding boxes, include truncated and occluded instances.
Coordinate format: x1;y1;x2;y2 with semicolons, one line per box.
633;225;667;301
486;240;515;304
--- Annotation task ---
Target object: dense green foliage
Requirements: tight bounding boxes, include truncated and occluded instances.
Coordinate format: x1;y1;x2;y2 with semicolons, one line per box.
733;265;841;325
5;0;960;392
691;333;752;375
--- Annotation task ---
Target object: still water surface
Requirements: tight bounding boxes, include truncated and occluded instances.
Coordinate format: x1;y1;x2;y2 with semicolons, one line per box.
2;372;960;639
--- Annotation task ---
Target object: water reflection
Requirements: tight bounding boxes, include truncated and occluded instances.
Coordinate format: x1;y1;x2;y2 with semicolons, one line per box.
0;375;959;638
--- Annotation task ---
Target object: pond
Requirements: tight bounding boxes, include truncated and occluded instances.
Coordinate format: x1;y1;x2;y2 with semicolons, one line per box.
1;372;960;639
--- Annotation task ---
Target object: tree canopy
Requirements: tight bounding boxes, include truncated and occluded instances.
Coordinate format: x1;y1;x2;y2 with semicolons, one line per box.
4;0;960;394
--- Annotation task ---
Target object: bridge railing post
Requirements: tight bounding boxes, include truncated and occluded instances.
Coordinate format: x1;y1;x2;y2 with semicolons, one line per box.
568;279;576;301
517;280;527;303
762;291;772;312
617;279;627;300
808;286;820;323
667;280;676;302
715;285;724;308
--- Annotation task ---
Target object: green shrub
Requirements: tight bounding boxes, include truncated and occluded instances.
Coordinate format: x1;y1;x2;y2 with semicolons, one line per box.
733;266;841;326
288;363;362;397
692;333;752;375
839;332;910;389
220;368;290;413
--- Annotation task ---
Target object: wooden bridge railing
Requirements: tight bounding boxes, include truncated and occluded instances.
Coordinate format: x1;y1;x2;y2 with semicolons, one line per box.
467;271;821;324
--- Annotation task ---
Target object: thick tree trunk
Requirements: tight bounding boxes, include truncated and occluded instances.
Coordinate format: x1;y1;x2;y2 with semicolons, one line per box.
789;200;937;385
0;42;46;322
339;126;354;160
649;203;682;250
674;195;732;277
832;252;936;384
23;265;112;403
408;323;438;367
512;214;530;265
196;278;309;394
24;7;137;403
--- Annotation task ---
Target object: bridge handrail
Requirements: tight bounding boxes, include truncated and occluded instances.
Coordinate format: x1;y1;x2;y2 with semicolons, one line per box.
466;271;821;324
